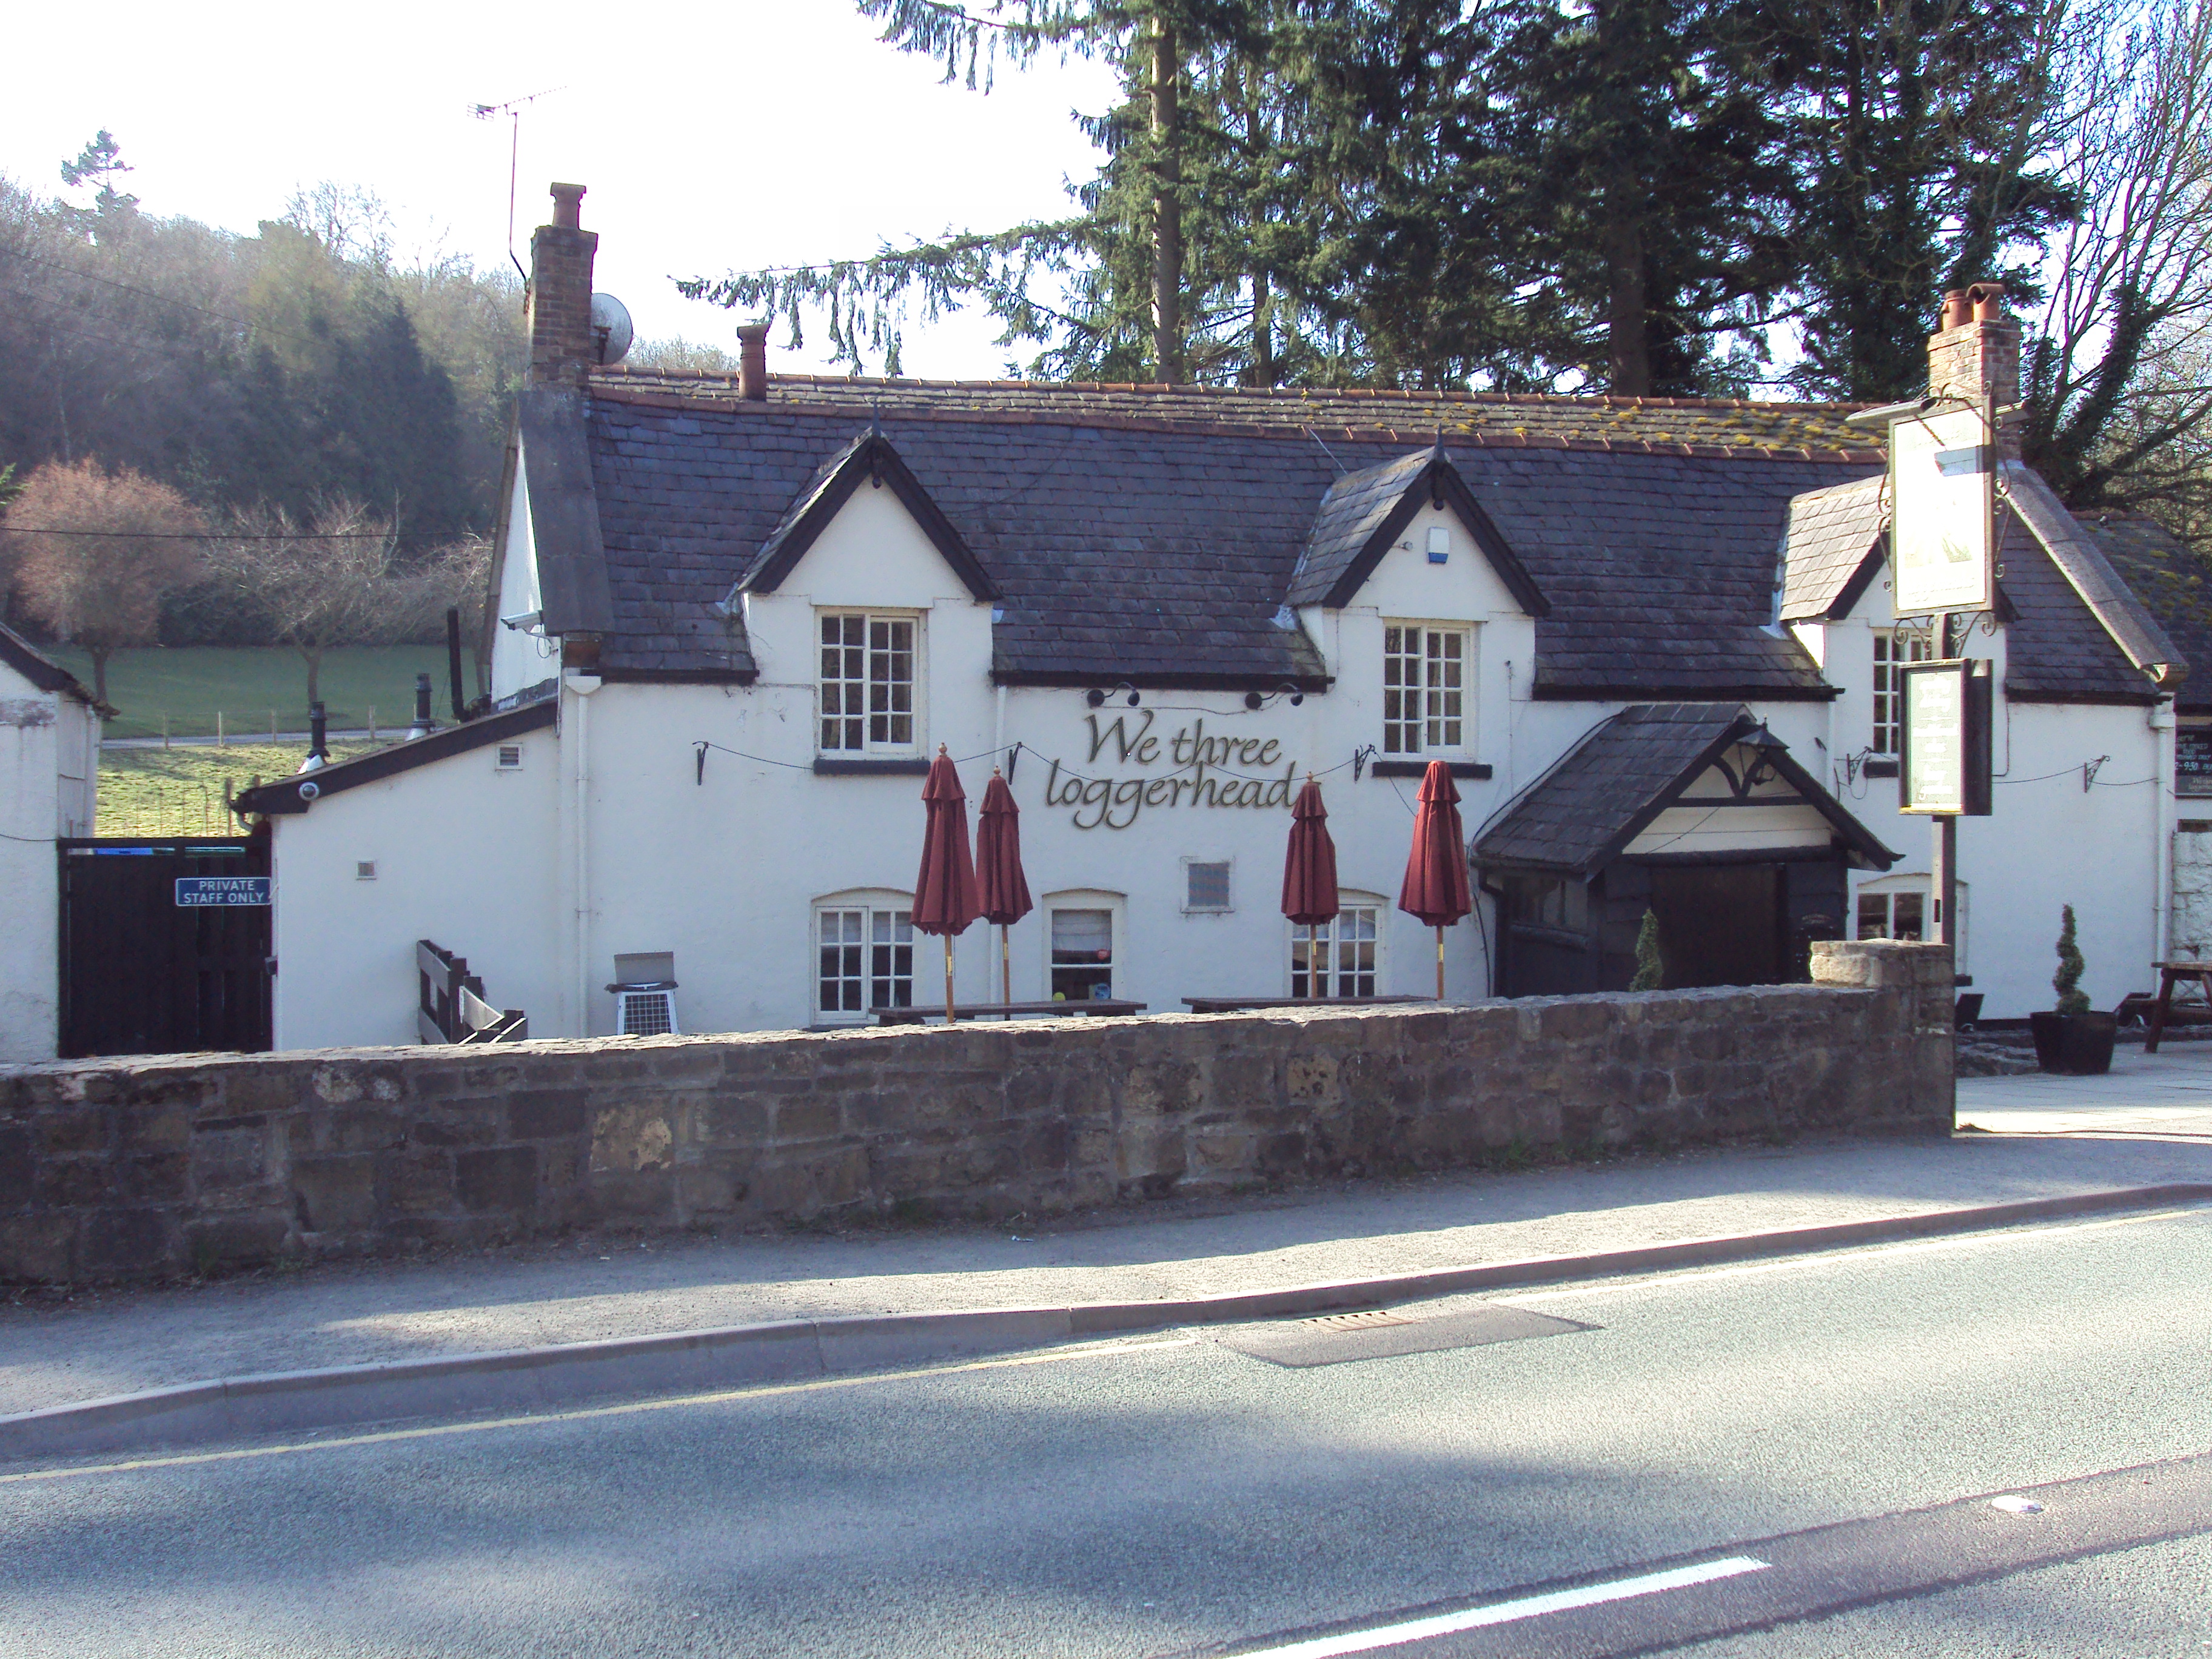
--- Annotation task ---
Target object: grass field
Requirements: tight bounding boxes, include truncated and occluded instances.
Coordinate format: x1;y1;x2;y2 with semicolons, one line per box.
96;742;383;836
43;645;461;740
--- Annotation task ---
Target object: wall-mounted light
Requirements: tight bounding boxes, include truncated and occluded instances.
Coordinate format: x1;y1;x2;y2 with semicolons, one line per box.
1085;683;1140;708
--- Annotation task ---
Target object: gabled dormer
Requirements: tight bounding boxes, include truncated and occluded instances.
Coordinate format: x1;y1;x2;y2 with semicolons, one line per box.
1286;446;1546;777
1284;445;1546;618
732;429;998;605
730;429;998;769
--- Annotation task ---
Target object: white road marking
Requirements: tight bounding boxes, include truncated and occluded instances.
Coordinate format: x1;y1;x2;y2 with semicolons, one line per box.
1498;1207;2197;1309
0;1336;1199;1487
1235;1557;1772;1658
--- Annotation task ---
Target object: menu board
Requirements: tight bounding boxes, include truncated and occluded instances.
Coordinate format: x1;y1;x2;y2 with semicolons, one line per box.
1899;659;1993;816
2180;727;2212;796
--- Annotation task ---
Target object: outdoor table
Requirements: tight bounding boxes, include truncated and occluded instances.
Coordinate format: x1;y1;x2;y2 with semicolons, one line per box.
1180;994;1435;1014
872;999;1147;1027
2143;961;2212;1052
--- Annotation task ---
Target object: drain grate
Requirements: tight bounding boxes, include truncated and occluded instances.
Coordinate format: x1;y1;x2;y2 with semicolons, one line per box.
1302;1310;1414;1332
1220;1303;1595;1369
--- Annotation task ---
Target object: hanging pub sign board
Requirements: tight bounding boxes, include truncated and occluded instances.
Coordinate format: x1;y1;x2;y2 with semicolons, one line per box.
1890;401;1996;616
1899;659;1994;816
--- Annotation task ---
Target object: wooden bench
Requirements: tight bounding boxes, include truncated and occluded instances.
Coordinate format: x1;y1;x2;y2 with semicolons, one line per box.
872;999;1147;1026
2145;962;2212;1053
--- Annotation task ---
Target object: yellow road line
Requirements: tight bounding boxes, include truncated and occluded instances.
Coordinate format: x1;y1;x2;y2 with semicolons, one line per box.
0;1336;1199;1487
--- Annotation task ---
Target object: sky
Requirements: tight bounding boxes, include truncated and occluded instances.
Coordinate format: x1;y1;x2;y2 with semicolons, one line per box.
2;0;1124;378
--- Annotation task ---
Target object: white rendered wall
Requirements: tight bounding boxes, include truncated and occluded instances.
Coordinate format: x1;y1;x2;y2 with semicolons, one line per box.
268;732;562;1050
0;664;60;1062
1815;578;2160;1014
253;462;2174;1045
489;464;556;701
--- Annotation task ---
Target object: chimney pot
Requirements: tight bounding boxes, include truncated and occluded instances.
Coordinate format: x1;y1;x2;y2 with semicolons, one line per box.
737;323;771;401
550;183;586;230
1928;279;2022;455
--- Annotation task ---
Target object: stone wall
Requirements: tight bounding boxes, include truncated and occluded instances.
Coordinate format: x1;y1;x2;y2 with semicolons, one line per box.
0;941;1951;1284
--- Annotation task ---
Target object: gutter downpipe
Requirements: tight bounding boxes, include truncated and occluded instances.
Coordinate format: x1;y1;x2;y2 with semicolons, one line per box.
2153;697;2176;967
566;669;602;1035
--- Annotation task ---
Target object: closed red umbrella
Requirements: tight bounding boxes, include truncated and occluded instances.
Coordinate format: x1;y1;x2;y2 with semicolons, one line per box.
1282;776;1339;999
913;745;982;1022
1398;759;1473;1001
975;768;1033;1007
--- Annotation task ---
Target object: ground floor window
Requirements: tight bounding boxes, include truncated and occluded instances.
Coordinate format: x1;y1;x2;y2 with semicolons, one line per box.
1050;907;1115;1002
1855;877;1968;969
1292;904;1381;998
1856;888;1924;942
817;903;914;1016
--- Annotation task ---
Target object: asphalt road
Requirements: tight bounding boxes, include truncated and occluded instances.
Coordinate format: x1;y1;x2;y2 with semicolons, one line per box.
5;1208;2211;1658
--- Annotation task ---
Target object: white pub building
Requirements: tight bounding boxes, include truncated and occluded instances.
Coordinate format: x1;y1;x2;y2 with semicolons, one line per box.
237;187;2185;1047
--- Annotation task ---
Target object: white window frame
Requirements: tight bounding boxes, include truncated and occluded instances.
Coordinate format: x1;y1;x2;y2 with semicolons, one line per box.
1382;622;1472;756
1855;875;1968;972
813;890;917;1023
1871;632;1929;755
1041;889;1127;1005
1290;891;1386;999
817;609;923;756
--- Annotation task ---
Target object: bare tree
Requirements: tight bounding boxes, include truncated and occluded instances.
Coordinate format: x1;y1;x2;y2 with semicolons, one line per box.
206;498;413;713
2;458;203;703
401;534;495;698
2027;0;2212;514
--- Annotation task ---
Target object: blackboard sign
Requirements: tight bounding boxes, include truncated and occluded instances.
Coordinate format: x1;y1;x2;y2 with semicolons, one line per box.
2180;728;2212;796
1899;659;1993;816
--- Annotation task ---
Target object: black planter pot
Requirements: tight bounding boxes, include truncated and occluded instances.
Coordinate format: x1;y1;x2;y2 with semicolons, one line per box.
2028;1011;2117;1075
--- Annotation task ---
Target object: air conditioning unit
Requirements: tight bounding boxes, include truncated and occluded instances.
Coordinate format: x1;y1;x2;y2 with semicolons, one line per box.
608;951;679;1037
615;988;677;1036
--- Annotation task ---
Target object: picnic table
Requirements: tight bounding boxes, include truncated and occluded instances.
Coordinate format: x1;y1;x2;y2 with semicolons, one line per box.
872;999;1147;1027
1180;994;1435;1014
2144;961;2212;1053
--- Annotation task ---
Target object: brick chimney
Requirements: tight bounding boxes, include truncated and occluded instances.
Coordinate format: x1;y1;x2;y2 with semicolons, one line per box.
1927;281;2021;452
736;323;770;401
527;183;598;386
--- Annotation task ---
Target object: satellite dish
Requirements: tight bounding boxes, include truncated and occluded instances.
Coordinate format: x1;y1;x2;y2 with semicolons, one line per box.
589;292;634;366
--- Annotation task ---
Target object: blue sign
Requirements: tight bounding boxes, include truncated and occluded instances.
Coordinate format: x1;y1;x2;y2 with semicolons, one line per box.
175;876;271;907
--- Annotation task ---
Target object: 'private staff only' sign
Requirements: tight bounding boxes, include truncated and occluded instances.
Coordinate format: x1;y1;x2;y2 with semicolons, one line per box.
175;876;272;907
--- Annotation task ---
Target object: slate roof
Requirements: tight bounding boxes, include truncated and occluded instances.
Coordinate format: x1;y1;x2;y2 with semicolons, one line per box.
0;622;102;709
1287;447;1436;606
1778;475;1885;622
2000;466;2184;694
1283;446;1547;614
592;369;1888;460
563;373;2177;705
1472;703;1895;876
585;385;1850;695
2076;510;2212;712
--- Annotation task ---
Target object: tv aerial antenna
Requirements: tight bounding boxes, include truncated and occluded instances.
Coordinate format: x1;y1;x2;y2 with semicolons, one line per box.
469;85;566;280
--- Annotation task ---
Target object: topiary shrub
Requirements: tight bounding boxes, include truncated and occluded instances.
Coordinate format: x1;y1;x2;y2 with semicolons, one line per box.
1630;908;1664;991
2053;905;2091;1016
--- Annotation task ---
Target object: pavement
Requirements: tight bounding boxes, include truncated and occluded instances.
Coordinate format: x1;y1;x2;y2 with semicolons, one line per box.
5;1046;2211;1429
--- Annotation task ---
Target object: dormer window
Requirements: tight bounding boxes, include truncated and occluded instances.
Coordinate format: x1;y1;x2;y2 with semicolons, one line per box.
1383;623;1469;754
820;611;919;753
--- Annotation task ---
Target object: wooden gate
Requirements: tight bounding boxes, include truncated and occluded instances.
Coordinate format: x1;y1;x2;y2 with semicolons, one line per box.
57;833;273;1058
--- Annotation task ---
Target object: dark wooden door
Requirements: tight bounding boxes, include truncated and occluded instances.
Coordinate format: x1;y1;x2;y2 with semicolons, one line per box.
1647;863;1786;989
58;835;273;1058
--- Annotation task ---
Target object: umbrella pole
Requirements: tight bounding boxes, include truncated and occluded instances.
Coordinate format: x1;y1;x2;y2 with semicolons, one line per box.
1000;924;1011;1008
1436;925;1446;1002
944;935;956;1025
